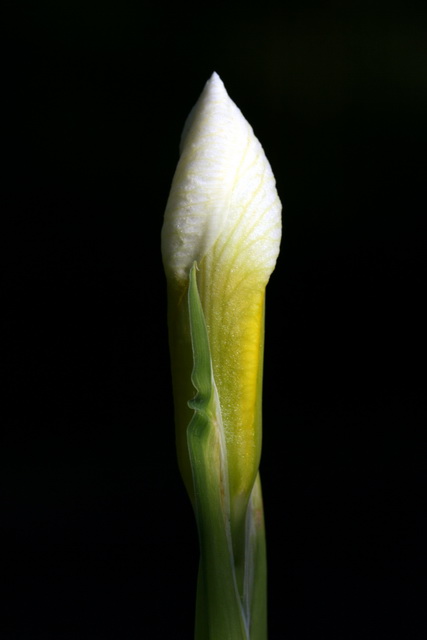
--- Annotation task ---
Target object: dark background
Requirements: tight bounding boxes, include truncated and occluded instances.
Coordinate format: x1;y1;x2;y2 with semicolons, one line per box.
3;1;426;638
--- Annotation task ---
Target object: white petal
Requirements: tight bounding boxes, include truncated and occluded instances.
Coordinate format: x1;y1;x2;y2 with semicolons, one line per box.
161;72;281;284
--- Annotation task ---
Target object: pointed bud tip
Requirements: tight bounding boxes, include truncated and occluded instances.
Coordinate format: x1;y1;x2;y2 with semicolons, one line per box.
206;70;223;88
198;71;227;105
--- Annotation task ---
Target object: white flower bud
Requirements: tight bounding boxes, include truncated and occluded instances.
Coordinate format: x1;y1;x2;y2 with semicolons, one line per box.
161;72;281;286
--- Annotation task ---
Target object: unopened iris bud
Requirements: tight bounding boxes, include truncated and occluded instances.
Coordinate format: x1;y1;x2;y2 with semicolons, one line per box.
162;72;281;528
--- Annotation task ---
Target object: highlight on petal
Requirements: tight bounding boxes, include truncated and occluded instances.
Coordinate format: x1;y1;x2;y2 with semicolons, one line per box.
161;71;281;286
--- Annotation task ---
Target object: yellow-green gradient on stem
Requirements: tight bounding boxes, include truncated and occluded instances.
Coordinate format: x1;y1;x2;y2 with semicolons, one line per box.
162;72;281;526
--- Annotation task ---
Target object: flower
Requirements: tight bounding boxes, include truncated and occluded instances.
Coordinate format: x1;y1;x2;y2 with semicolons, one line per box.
162;72;281;528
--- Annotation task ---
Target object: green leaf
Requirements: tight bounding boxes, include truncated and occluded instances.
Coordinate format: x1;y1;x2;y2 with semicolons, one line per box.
187;263;248;640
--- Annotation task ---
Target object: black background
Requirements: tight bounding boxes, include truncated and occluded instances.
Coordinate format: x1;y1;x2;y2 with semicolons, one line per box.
3;1;426;638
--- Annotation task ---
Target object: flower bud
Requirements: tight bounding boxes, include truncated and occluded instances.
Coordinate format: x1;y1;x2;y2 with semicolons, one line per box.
162;72;281;525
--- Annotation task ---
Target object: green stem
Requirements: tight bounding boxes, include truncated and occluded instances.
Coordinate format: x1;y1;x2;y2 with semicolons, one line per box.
245;474;267;640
